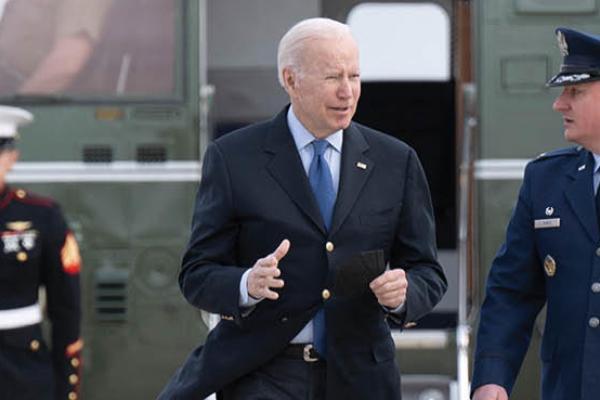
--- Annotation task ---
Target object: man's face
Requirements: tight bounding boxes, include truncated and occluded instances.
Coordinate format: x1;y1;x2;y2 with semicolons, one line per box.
0;149;18;185
553;81;600;151
284;35;361;138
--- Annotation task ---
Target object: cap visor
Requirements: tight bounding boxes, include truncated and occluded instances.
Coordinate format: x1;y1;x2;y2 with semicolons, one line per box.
546;72;600;87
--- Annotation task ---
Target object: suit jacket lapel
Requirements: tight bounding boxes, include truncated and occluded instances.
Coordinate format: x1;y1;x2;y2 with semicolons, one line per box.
564;150;598;242
330;123;373;235
263;109;327;234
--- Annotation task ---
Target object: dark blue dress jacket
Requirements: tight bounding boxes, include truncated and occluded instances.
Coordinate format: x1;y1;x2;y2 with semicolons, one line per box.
158;107;447;400
473;147;600;400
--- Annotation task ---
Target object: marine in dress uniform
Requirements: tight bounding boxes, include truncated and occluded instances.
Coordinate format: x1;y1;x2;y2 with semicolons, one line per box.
472;28;600;400
0;106;82;400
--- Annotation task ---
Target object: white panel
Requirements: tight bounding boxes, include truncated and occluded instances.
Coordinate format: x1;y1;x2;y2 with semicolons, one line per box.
347;3;450;81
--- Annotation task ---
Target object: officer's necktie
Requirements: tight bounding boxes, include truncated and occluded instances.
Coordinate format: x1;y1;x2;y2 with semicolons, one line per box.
308;139;336;357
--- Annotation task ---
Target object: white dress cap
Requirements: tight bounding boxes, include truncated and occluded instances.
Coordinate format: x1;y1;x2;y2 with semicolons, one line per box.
0;106;33;138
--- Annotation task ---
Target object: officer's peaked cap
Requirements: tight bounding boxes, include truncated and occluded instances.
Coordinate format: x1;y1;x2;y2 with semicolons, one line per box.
547;27;600;87
0;106;33;139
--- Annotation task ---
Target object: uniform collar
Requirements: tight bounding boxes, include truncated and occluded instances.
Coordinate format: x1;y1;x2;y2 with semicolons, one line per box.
0;185;9;201
0;185;11;209
287;106;343;153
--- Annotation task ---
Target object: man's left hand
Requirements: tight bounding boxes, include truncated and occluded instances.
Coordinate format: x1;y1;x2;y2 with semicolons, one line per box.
369;269;408;309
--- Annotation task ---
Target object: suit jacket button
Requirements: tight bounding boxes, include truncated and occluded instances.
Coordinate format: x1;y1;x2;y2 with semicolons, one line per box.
17;251;27;262
589;317;600;328
322;289;331;300
325;242;334;252
280;316;288;323
30;340;40;351
592;282;600;293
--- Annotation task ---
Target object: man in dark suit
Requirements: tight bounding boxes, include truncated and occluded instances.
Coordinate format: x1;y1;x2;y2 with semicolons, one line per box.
472;27;600;400
159;18;446;400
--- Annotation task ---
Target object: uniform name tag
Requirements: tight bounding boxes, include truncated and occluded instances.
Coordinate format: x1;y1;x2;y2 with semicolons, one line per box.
534;218;560;229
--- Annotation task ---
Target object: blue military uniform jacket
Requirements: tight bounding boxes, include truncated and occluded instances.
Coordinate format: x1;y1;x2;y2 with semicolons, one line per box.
473;147;600;399
159;107;447;399
0;187;82;400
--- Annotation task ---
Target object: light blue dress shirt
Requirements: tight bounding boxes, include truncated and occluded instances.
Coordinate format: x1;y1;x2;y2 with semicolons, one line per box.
593;153;600;194
238;106;342;343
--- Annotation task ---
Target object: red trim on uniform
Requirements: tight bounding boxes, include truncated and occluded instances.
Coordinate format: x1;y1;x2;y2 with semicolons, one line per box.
65;338;84;357
13;191;54;207
61;232;82;275
0;189;13;210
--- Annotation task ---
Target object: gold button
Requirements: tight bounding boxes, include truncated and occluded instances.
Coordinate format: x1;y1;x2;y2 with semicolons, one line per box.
69;374;79;384
17;251;28;262
15;189;26;198
322;289;330;300
30;340;40;351
68;392;78;400
71;358;80;368
325;241;334;252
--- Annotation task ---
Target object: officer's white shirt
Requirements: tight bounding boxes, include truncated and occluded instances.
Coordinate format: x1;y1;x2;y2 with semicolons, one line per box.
593;153;600;194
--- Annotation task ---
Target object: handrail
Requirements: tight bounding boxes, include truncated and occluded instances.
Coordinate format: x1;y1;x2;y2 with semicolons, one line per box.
457;82;477;400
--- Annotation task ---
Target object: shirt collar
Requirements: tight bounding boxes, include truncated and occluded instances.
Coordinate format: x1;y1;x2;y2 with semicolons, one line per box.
287;106;343;153
593;152;600;173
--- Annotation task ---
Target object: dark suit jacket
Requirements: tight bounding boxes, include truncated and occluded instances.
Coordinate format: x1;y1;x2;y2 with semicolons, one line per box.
158;107;446;400
472;147;600;400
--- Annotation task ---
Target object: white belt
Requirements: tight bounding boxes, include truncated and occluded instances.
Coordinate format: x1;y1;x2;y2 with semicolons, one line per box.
0;303;42;330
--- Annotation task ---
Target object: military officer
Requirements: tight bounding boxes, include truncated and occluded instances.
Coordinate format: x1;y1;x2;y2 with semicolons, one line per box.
0;106;82;400
472;28;600;400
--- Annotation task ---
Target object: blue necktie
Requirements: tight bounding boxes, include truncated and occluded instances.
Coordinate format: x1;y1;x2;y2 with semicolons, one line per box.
308;140;336;230
308;139;335;357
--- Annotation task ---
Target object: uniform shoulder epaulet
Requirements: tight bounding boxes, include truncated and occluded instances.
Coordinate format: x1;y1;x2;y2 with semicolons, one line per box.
532;146;581;162
11;189;55;208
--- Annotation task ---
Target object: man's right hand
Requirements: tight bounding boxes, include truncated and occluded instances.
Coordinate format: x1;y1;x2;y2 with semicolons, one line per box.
247;239;290;300
472;384;508;400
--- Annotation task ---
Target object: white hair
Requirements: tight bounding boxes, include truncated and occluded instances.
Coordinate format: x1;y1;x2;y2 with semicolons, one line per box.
277;18;354;87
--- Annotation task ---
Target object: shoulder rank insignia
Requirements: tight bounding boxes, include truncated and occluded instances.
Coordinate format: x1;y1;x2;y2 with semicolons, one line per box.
61;232;82;275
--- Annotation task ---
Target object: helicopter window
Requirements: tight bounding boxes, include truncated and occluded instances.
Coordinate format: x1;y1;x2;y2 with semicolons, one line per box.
0;0;181;100
347;2;450;82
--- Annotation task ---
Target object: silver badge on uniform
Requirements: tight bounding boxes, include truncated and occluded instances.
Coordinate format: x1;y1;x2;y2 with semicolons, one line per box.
534;218;560;229
544;255;556;277
545;207;554;216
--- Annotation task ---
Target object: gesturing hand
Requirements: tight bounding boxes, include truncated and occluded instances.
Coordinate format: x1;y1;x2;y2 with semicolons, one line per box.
247;239;290;300
472;384;509;400
369;268;408;309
